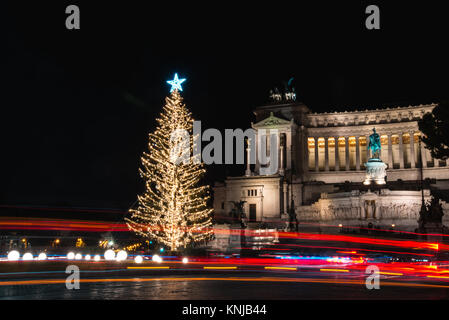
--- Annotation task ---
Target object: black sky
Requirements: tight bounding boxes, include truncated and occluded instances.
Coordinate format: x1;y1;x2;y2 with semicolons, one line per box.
1;1;448;209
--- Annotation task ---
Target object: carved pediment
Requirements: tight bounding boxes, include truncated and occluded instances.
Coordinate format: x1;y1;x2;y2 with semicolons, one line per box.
253;112;293;128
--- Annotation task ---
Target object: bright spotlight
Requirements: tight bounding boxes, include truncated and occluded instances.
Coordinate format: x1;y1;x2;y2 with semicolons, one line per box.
104;249;116;261
22;252;33;261
94;254;101;261
75;253;82;260
85;254;91;261
152;254;162;263
67;252;75;260
37;252;47;260
134;255;143;264
182;257;188;264
116;250;128;261
7;250;20;261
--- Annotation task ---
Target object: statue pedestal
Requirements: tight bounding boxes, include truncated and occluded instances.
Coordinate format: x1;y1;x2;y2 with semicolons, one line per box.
363;159;387;185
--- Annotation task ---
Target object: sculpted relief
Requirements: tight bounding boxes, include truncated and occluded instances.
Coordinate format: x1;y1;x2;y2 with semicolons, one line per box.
298;196;424;222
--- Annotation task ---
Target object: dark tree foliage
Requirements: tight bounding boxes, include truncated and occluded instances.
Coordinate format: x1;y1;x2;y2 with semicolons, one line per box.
419;101;449;160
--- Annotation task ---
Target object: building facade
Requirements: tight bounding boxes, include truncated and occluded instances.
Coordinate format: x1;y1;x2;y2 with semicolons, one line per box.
213;100;449;232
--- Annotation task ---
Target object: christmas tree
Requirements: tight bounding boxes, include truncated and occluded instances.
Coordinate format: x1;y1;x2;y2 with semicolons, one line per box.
126;75;213;252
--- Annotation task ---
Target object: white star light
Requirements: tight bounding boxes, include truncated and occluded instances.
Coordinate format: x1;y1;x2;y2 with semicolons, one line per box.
166;73;186;92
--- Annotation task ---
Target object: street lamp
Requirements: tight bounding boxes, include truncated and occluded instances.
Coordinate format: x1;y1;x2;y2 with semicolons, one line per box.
38;252;47;260
7;250;20;261
116;250;128;261
104;249;116;261
22;252;33;261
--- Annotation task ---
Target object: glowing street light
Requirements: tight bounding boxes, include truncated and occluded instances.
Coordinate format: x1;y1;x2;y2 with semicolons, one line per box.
116;250;127;261
7;250;20;261
104;249;116;261
152;254;162;263
182;257;188;264
134;255;143;264
94;254;101;261
67;252;75;260
75;253;82;260
37;252;47;260
22;252;33;261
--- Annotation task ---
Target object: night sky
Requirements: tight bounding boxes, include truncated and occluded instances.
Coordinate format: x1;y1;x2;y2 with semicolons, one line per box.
1;2;448;209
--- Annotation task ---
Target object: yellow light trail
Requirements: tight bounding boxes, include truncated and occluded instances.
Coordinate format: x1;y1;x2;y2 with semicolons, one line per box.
264;267;297;271
319;269;349;273
427;275;449;279
203;266;237;270
379;272;403;276
1;277;449;290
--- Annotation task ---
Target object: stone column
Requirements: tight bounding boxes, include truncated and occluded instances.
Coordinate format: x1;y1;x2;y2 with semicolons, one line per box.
286;131;292;170
324;137;329;171
373;201;380;220
293;130;299;172
434;157;439;168
360;202;366;220
387;134;393;169
355;136;360;171
279;145;284;175
420;140;428;168
304;134;309;173
283;183;288;215
255;131;260;173
334;137;339;171
270;131;281;166
409;131;416;169
345;136;350;171
314;137;319;172
267;132;271;158
302;129;309;175
275;132;281;175
399;133;404;169
245;140;252;176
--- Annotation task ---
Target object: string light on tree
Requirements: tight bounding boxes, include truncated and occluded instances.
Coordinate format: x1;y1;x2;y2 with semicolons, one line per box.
125;74;213;252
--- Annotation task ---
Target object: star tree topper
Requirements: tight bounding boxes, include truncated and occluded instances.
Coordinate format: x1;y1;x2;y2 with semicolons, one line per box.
166;73;186;92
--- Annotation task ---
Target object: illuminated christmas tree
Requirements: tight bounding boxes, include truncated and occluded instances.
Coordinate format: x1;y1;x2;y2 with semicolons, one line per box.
126;74;213;252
